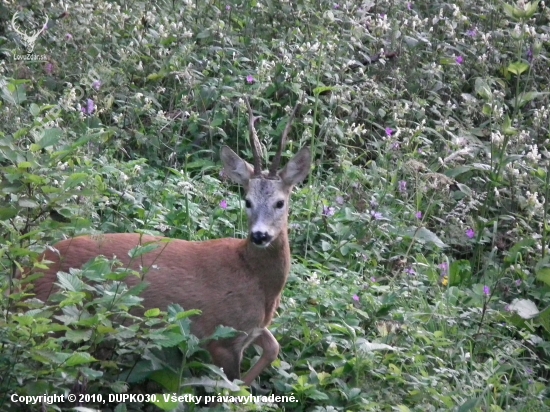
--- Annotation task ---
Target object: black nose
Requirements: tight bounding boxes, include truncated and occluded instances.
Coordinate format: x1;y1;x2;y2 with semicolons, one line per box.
251;231;272;245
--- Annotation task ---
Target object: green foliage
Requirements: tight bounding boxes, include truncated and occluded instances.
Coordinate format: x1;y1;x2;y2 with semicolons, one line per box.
1;0;550;411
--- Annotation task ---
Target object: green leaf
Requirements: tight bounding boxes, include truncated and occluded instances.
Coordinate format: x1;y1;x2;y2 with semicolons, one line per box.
144;308;161;317
474;78;492;100
29;103;40;117
403;35;419;48
65;329;93;343
105;271;134;281
65;352;97;366
172;308;201;320
505;238;535;264
502;115;517;135
37;127;62;148
147;72;165;81
525;0;540;18
449;260;472;287
482;104;492;116
1;81;27;105
17;161;32;169
57;272;86;292
14;315;34;326
153;331;186;347
209;325;239;340
196;29;211;39
515;91;548;109
502;1;539;20
536;268;550;287
457;396;481;412
313;86;336;96
64;173;89;189
503;3;519;20
308;390;330;401
536;305;550;334
129;243;160;259
18;198;39;208
445;165;488;178
412;227;448;248
0;207;17;220
507;61;529;76
125;281;150;297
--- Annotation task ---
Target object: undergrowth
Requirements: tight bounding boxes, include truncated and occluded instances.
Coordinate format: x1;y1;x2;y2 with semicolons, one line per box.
0;0;549;411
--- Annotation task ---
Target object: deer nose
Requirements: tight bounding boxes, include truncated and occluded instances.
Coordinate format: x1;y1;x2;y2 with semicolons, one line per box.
251;231;272;246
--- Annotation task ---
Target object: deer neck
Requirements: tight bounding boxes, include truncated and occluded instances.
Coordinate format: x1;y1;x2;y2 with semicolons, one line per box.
242;224;291;294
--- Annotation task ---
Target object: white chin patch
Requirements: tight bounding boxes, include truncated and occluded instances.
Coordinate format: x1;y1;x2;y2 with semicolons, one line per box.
253;240;271;248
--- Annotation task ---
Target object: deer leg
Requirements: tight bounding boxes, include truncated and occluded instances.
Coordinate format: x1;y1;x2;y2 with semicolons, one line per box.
207;340;243;381
242;328;279;386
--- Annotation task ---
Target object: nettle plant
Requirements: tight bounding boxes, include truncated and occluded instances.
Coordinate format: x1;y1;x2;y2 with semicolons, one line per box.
1;0;550;410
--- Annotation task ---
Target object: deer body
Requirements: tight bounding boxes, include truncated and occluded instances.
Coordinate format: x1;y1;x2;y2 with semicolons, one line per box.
31;98;310;386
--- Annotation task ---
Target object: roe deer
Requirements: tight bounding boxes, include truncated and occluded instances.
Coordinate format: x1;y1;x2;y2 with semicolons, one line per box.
31;98;311;386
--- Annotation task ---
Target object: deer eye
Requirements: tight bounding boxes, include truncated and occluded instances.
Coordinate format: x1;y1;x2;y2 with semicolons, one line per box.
275;200;285;209
245;199;252;208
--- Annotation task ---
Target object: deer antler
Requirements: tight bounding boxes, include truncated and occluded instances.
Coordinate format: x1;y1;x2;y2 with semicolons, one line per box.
244;97;263;177
11;12;48;54
11;13;25;37
268;98;302;178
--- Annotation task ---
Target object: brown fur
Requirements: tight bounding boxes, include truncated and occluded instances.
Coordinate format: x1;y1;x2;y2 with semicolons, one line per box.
35;233;290;336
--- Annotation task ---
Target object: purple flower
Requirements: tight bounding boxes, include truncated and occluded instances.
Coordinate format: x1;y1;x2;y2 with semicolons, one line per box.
483;285;490;296
515;279;522;286
323;206;335;217
405;267;415;275
334;4;339;8
456;56;464;65
407;2;413;10
370;210;382;220
418;148;423;153
385;127;394;137
352;294;359;302
65;33;73;40
504;304;511;312
246;74;255;84
92;80;101;91
226;4;231;11
415;211;422;219
466;228;475;239
370;277;376;282
527;48;533;62
81;98;96;115
335;196;344;205
220;199;227;210
466;28;477;37
398;180;407;193
439;262;449;275
391;142;400;150
45;62;53;75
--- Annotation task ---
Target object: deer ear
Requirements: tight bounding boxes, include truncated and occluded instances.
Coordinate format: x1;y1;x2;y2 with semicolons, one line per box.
220;146;254;186
279;146;311;187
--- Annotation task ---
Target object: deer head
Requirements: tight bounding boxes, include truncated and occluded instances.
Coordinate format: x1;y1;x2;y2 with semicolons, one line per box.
11;12;48;54
220;98;310;247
